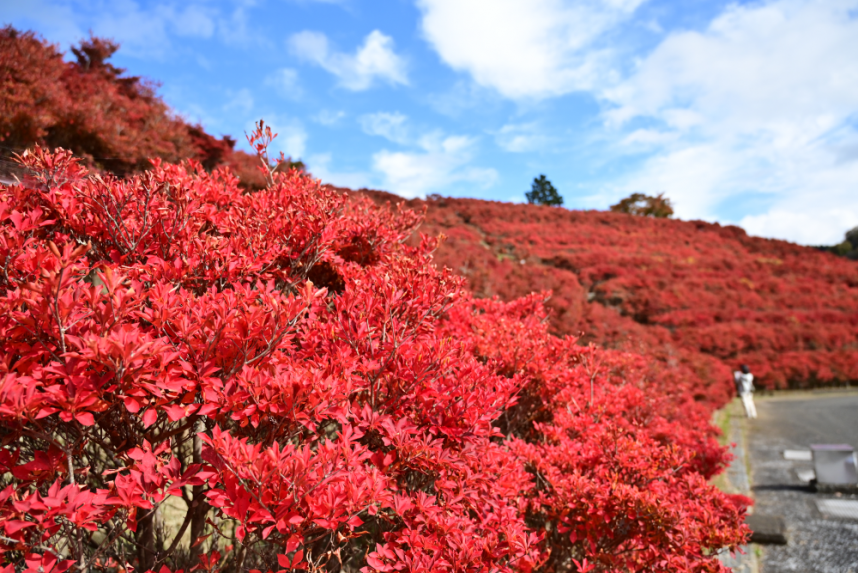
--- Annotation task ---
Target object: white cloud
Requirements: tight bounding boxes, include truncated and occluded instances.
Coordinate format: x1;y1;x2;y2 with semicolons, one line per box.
416;0;643;100
273;122;308;160
288;30;408;90
605;144;750;219
313;110;346;126
280;130;308;161
307;153;371;189
495;122;552;153
359;112;410;144
355;113;499;197
741;206;858;247
601;0;858;244
264;68;302;99
603;1;858;131
372;133;498;198
619;128;678;147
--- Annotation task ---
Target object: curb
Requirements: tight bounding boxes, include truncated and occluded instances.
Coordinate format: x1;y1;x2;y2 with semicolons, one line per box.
717;400;759;573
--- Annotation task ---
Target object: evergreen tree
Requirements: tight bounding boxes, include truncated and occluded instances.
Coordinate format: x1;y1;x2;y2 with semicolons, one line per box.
526;174;563;206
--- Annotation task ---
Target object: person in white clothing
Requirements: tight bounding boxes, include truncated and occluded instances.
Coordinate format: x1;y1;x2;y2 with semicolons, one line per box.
734;364;757;419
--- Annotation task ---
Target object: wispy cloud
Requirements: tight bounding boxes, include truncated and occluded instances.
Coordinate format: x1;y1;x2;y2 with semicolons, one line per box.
3;0;261;58
285;0;350;5
288;30;408;90
170;4;216;38
372;132;497;198
359;111;410;145
494;122;552;153
600;0;858;244
264;68;303;100
313;110;347;126
223;88;255;114
307;153;371;189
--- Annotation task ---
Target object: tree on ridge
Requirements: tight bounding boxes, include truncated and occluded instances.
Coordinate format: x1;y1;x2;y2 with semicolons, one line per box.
610;192;674;218
526;174;564;206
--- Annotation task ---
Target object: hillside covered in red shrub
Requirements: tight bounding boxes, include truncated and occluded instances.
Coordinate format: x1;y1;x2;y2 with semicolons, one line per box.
346;190;858;395
1;23;852;571
0;27;299;188
0;133;749;573
6;23;853;394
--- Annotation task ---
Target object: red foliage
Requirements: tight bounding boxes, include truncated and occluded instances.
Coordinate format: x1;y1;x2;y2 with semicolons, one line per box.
342;191;858;393
0;133;747;573
0;27;276;187
442;296;748;571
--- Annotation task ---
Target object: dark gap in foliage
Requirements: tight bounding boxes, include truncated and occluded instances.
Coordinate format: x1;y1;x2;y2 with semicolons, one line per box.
306;260;345;295
337;235;379;267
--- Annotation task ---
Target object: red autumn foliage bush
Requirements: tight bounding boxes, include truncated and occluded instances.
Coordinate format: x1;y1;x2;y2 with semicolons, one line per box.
1;129;748;573
0;27;299;188
344;191;858;393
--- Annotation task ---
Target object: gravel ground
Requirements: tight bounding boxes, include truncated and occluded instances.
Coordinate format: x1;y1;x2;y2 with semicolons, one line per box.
747;392;858;573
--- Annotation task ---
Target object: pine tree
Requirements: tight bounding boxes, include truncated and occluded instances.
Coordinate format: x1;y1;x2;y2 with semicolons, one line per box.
526;174;563;206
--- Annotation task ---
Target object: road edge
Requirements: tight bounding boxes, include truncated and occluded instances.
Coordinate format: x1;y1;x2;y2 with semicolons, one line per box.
717;399;760;573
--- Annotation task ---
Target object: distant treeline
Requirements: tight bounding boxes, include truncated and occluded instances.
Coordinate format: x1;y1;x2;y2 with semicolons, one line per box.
814;227;858;260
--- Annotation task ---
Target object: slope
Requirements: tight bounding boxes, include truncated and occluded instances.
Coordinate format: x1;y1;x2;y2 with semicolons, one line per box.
0;26;289;188
347;189;858;394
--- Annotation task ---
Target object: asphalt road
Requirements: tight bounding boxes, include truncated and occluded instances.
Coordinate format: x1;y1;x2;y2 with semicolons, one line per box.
752;393;858;447
748;392;858;573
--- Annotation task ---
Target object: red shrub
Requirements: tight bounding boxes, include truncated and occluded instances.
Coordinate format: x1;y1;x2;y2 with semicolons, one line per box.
345;191;858;393
0;135;747;573
0;27;270;187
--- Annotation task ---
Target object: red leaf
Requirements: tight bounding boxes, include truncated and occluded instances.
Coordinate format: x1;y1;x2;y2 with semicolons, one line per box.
142;408;158;428
35;407;59;419
164;404;186;422
198;404;219;416
74;412;96;426
285;535;300;554
346;515;364;529
4;520;36;534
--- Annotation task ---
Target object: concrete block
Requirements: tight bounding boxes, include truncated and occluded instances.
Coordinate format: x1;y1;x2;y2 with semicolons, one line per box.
783;449;812;461
811;444;857;485
745;514;787;545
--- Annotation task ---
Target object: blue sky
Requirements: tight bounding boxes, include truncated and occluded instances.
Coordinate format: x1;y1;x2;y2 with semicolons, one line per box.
4;0;858;245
